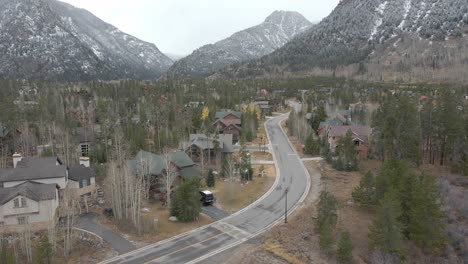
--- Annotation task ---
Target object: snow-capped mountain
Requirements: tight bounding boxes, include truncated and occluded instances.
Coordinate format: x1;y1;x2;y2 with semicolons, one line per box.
0;0;173;81
165;11;312;78
219;0;468;82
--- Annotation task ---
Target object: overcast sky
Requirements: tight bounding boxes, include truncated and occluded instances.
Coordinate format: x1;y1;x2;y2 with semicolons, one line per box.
60;0;340;55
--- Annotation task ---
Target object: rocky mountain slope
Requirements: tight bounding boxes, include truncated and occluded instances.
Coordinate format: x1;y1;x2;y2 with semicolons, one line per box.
166;11;312;78
0;0;173;81
218;0;468;83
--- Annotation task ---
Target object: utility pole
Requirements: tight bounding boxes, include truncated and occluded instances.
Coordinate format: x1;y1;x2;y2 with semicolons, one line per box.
284;187;289;223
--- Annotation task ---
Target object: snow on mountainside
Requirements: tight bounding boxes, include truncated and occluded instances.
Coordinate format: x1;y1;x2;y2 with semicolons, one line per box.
0;0;173;81
218;0;468;82
165;11;312;78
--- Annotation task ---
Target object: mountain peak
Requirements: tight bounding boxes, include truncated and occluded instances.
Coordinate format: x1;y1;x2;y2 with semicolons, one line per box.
264;10;304;23
165;11;312;79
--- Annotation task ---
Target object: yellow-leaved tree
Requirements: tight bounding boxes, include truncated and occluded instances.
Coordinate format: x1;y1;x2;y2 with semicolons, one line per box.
201;106;210;122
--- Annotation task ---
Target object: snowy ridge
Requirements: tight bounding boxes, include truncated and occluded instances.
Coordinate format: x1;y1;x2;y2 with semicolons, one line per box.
0;0;173;81
398;0;412;30
369;1;388;41
166;10;312;78
218;0;468;78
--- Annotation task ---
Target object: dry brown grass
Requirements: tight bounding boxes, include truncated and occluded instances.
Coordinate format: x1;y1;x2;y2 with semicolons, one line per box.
125;202;212;244
263;239;306;264
208;173;276;213
95;202;212;246
251;151;273;161
321;162;374;263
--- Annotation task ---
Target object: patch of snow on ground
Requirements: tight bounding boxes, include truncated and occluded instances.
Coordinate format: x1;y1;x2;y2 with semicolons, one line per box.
369;1;388;41
398;0;412;30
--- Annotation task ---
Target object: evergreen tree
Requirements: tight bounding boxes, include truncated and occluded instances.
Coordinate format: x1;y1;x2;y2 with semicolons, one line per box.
368;191;405;260
317;191;338;229
407;173;446;253
0;239;15;264
36;236;54;264
206;169;215;187
304;132;320;155
352;171;376;207
374;160;410;203
311;105;327;132
333;130;358;171
337;230;354;264
316;191;338;255
319;223;335;255
171;177;202;222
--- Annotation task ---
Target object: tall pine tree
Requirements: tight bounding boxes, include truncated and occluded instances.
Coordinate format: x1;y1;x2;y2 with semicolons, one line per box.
369;191;405;260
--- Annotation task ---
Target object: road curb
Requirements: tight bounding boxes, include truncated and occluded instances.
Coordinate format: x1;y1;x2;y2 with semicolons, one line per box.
185;114;314;264
99;117;283;264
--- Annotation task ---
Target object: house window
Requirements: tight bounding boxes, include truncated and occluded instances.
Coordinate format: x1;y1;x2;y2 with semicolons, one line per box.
81;143;89;157
17;217;28;225
13;198;27;208
79;179;89;188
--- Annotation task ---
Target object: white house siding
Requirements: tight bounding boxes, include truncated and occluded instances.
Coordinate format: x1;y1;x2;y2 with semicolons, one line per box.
3;177;67;189
0;190;59;230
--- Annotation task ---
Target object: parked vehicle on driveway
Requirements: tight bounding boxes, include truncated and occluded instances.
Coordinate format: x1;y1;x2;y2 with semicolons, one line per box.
200;190;214;205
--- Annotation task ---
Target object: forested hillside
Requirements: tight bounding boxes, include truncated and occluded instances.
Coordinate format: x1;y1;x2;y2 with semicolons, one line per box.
216;0;468;83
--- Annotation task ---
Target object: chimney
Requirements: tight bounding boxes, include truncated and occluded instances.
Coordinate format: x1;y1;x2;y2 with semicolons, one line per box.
13;153;23;168
79;157;90;168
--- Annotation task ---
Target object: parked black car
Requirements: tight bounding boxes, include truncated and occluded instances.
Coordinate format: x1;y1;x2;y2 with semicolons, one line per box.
200;190;214;205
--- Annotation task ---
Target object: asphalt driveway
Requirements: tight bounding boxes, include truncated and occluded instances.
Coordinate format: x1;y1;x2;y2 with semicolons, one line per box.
75;213;136;254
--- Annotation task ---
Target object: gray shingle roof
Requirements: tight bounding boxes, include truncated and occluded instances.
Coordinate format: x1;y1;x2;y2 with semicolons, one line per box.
185;134;233;153
129;150;195;177
215;112;241;120
17;157;62;168
179;166;200;178
1;157;66;182
68;165;96;182
329;126;371;140
0;181;57;205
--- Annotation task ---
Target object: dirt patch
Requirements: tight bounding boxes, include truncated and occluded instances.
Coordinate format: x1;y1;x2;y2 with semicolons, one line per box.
208;173;276;213
55;240;114;264
251;151;273;161
253;164;276;178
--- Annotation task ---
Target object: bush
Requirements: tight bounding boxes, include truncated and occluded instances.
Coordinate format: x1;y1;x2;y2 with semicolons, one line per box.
337;231;354;264
171;177;202;222
206;169;215;187
352;171;376;208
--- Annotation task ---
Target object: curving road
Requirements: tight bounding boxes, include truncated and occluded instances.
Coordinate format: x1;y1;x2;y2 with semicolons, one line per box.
100;114;311;264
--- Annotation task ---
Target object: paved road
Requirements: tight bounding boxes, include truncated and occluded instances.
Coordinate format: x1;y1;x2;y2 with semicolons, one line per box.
202;205;230;221
75;214;136;254
100;114;311;264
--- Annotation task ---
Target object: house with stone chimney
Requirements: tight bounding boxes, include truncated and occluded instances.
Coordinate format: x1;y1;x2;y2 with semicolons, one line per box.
0;154;96;230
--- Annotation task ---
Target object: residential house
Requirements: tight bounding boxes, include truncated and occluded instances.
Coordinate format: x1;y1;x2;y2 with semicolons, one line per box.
128;150;199;201
327;125;372;160
2;155;68;189
0;153;99;229
72;127;95;157
254;100;272;116
213;111;242;143
317;118;346;137
0;181;59;231
68;157;97;197
180;134;234;163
